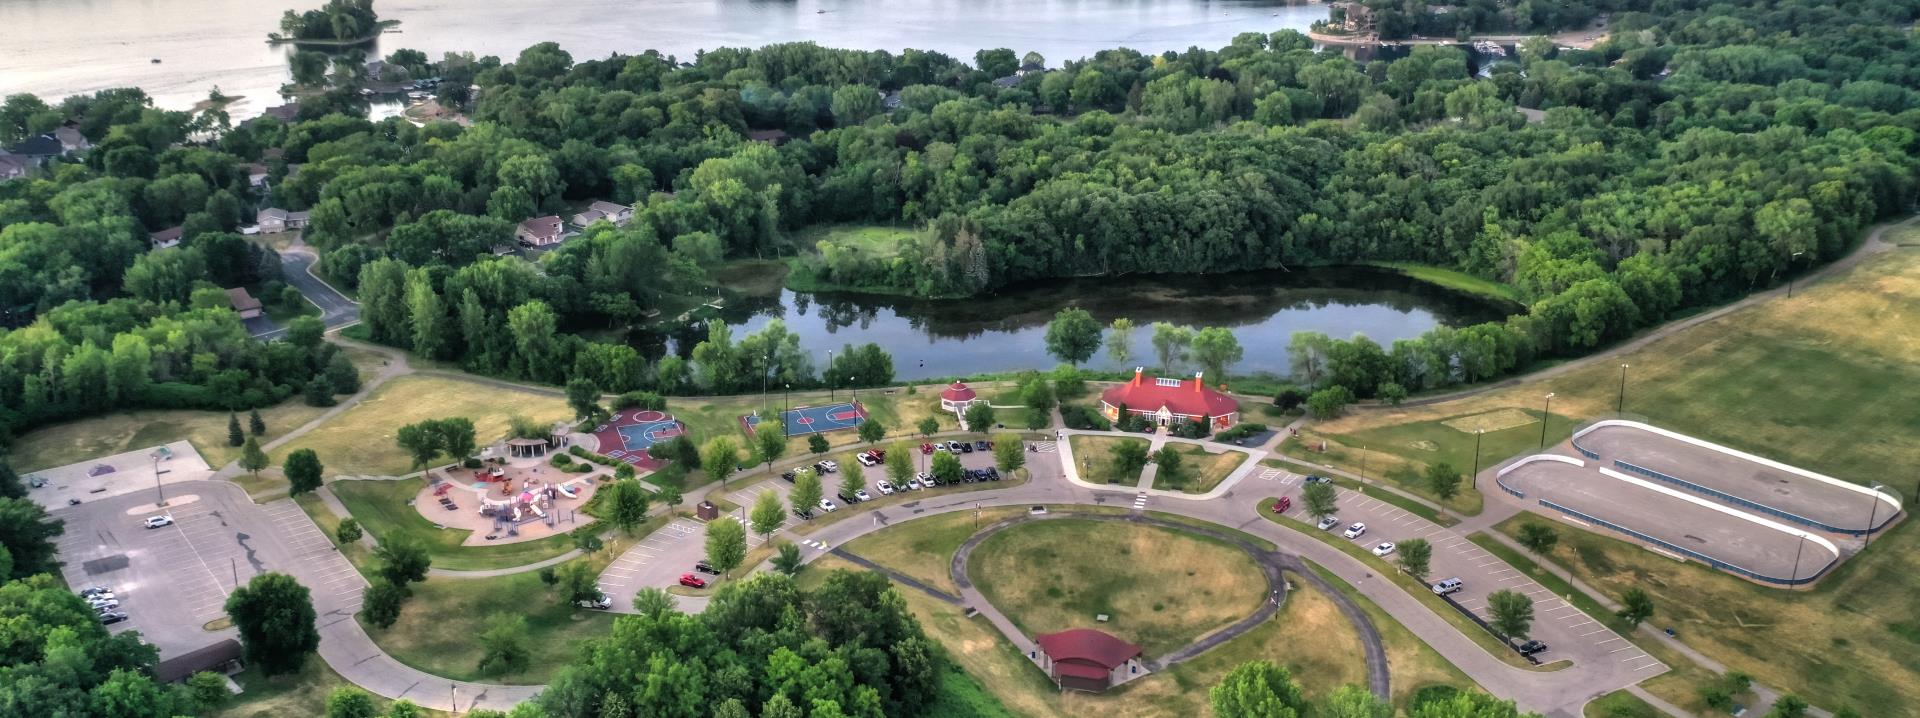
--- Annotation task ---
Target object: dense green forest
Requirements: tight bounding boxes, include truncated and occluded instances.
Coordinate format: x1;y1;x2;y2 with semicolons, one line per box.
3;0;1918;433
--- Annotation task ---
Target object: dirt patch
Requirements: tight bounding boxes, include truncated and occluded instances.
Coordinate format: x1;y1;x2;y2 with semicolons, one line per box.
1441;408;1537;434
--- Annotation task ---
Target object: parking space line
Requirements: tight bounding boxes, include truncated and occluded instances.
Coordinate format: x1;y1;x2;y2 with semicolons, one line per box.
1619;654;1648;663
1608;645;1636;653
1595;636;1623;645
1579;628;1609;637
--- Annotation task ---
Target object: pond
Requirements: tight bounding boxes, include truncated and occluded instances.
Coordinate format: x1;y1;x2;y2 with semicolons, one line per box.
634;266;1516;381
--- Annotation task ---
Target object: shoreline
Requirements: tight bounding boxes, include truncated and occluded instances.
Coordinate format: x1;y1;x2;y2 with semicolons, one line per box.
267;19;401;47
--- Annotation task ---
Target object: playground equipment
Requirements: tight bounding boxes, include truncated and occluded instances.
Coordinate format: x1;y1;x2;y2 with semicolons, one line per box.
555;483;578;499
529;503;546;518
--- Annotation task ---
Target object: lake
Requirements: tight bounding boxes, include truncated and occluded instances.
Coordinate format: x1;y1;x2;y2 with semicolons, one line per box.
0;0;1327;113
635;266;1515;381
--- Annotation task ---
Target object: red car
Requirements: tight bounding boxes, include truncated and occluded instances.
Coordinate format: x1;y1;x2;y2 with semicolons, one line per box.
1271;496;1291;514
920;443;934;455
872;449;887;460
678;574;707;589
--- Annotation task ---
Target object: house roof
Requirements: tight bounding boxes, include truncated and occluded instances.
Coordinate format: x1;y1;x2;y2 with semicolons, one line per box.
941;381;977;402
150;226;184;243
243;163;269;176
1053;661;1112;681
8;134;63;157
0;155;30;176
286;210;310;222
258;208;288;221
53;126;88;149
261;103;300;122
1036;628;1141;670
225;287;262;312
587;200;630;215
520;215;563;237
1101;369;1239;418
154;638;242;683
571;209;609;226
745;129;789;143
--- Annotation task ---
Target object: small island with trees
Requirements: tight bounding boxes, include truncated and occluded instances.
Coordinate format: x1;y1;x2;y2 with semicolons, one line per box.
267;0;397;47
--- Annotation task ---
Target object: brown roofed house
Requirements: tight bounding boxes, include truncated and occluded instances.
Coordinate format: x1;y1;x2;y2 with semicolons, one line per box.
516;215;565;247
226;288;263;319
150;226;184;250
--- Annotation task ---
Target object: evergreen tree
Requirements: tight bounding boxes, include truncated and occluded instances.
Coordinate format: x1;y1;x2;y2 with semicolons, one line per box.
248;408;266;436
227;413;244;446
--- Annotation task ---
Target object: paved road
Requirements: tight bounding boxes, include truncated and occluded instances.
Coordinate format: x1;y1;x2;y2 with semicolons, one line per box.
255;244;358;340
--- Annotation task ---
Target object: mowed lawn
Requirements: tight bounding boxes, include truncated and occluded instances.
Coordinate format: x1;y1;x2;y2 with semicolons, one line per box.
11;400;335;473
841;507;1029;596
1297;244;1920;711
361;558;620;684
1150;443;1248;493
329;478;573;571
968;519;1265;657
1068;435;1150;485
271;375;570;477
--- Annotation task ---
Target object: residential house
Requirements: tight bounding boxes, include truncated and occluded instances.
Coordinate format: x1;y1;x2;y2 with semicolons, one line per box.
256;208;309;234
365;60;387;81
243;163;270;189
53;126;90;153
516;215;565;247
745;129;790;144
1099;368;1241;431
150;226;184;250
225;288;263;319
569;200;634;228
258;103;301;124
0;155;30;181
286;210;310;230
1331;2;1377;33
6;134;64;165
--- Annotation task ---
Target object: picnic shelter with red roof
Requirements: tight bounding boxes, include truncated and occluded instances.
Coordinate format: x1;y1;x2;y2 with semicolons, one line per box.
1035;628;1144;692
940;381;981;412
1100;368;1240;431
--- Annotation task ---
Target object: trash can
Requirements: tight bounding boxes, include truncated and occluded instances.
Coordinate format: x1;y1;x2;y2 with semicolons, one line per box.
696;501;719;520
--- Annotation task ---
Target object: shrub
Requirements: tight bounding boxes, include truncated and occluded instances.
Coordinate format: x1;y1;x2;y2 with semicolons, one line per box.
614;391;666;410
1059;405;1112;430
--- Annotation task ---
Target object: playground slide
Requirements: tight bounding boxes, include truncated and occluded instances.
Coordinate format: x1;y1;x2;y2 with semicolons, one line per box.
511;506;522;521
530;504;546;518
556;484;578;499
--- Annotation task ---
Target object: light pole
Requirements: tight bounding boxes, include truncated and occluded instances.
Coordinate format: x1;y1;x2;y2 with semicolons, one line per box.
1616;364;1630;414
827;349;836;402
1360;445;1369;481
1537;392;1556;449
1470;429;1485;483
1866;483;1888;547
762;350;773;416
151;450;166;507
1790;532;1806;585
1787;251;1806;297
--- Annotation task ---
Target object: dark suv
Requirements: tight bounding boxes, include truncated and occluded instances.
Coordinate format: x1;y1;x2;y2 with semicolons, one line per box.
1508;637;1548;656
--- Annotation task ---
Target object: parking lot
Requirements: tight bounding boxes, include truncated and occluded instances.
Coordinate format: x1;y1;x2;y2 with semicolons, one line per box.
1276;476;1665;675
1576;421;1897;533
1504;458;1838;583
595;516;704;613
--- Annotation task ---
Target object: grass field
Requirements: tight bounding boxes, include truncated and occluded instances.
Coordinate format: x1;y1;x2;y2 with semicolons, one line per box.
1265;458;1457;527
1300;562;1477;707
214;657;448;718
1362;261;1526;306
968;519;1265;657
270;375;570;477
1067;435;1150;484
329;478;574;571
1583;690;1661;718
1150;443;1248;493
1276;421;1496;516
840;507;1028;595
11;401;333;473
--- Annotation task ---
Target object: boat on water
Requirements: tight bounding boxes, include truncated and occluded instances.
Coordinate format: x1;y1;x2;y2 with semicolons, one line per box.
150;58;161;64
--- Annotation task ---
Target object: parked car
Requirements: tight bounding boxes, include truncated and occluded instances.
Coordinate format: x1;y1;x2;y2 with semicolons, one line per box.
916;471;933;486
81;591;116;602
921;443;934;455
90;599;120;611
792;508;815;521
143;515;173;529
694;561;719;575
854;488;872;502
817;460;839;473
958;442;974;453
904;478;921;490
575;593;613;610
856;453;878;467
1371;541;1397;557
28;476;46;488
678;574;708;589
877;481;895;495
871;449;887;460
98;611;130;625
837;492;858;504
1343;522;1368;539
818;499;838;512
781;470;796;482
1270;497;1292;513
79;587;112;599
946;441;963;452
1508;638;1548;656
1431;578;1464;595
1304;475;1333;485
974;440;990;451
1317;515;1341;531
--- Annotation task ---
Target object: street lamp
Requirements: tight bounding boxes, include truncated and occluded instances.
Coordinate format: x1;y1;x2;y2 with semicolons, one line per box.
1616;364;1630;414
1470;429;1485;483
1866;483;1888;547
1790;532;1807;585
827;349;836;402
151;450;166;508
1787;251;1806;298
1360;445;1369;481
1537;393;1556;449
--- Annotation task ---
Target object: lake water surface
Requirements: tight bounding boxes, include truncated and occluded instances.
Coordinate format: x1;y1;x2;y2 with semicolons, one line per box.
0;0;1325;112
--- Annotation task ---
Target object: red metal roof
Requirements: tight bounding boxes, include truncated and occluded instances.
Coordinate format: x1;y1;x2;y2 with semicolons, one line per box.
1053;662;1111;681
941;381;977;402
1035;628;1142;670
1100;370;1238;418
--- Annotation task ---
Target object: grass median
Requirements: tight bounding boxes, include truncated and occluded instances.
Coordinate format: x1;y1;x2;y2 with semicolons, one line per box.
1149;443;1248;493
1263;457;1457;527
1067;435;1149;484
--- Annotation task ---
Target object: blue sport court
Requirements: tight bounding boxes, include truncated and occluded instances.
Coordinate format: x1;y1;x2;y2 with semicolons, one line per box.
590;410;685;468
742;401;868;437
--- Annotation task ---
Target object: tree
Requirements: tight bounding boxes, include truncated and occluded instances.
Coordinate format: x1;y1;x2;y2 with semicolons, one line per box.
603;479;650;534
375;536;431;590
1043;308;1102;366
1111;440;1151;482
1424;462;1461;501
1617;587;1655;628
772;542;805;576
228;413;245;446
335;517;362;544
917;416;939;438
326;352;361;395
1190;327;1244;383
1378;382;1408;405
750;490;784;541
554;561;600;605
326;686;380;718
1321;684;1390;718
885;441;913;485
705;517;748;577
1306;385;1354;419
0;498;61;579
701;436;740;489
284;448;324;497
857;418;887;444
1397;538;1432;582
571;527;604;557
1487;589;1534;639
1151;322;1194;372
755;424;786;474
239;437;269;476
792;469;824;517
1154;446;1187;487
360;579;407;629
1303;481;1338;521
304;377;337;407
1767;695;1809;718
1516;523;1559;555
478;613;531;676
633;587;676;616
931;451;963;485
993;433;1025;474
964;401;995;432
1211;660;1308;718
565;378;600;420
839;453;865;499
249;409;267;436
808;434;830;454
1108;317;1136;365
224;572;320;676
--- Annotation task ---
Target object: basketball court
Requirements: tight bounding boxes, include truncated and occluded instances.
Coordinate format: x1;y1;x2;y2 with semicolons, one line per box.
741;401;868;437
586;409;686;471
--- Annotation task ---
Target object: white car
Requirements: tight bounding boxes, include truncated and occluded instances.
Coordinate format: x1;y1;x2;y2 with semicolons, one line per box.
904;478;921;490
574;593;612;610
856;454;878;467
877;481;895;495
82;591;116;602
1317;516;1340;531
854;489;872;502
1343;522;1368;539
818;499;838;512
818;460;839;472
143;515;173;529
91;598;121;611
1371;541;1396;557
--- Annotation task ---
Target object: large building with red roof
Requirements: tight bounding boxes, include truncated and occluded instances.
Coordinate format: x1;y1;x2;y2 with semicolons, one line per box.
1100;368;1240;431
1035;628;1144;692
